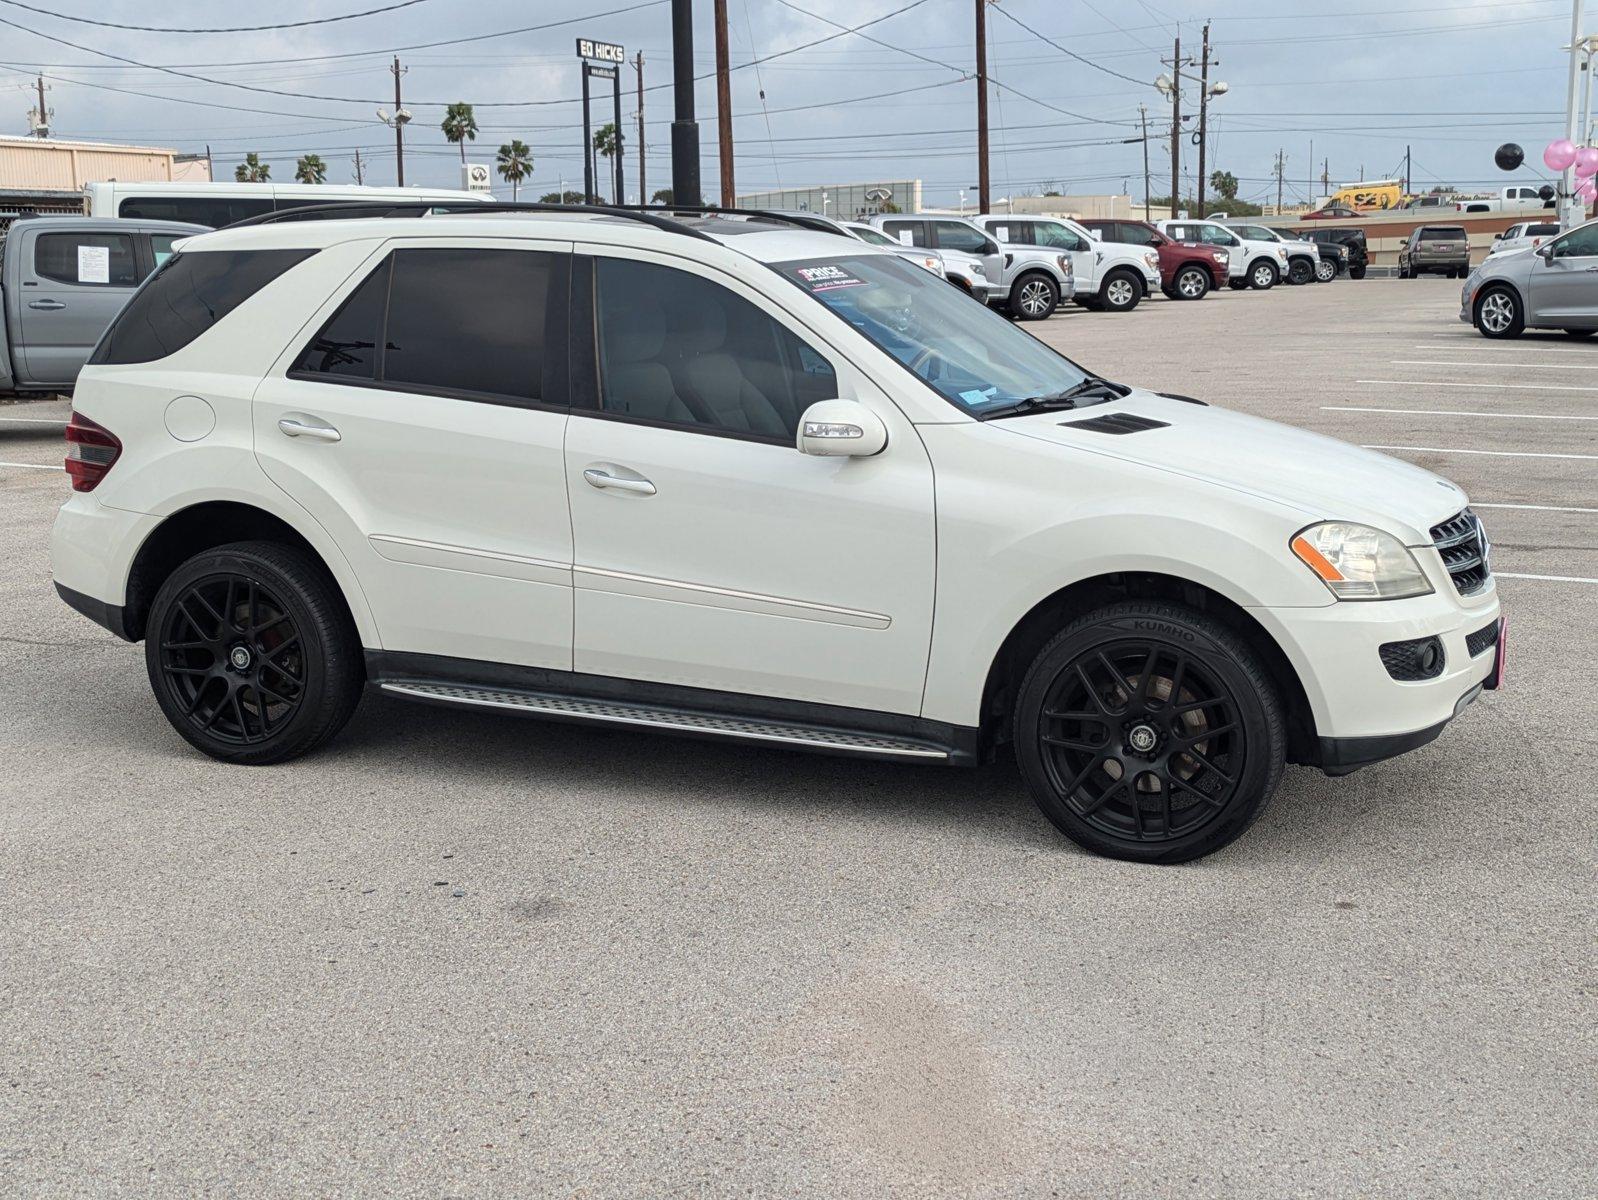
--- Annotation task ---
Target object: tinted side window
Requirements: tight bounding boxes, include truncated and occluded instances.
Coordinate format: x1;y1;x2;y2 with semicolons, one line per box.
593;258;837;442
291;257;391;381
932;220;991;253
34;233;138;286
383;248;553;402
1552;225;1598;257
90;249;316;365
1115;223;1156;247
118;196;275;228
882;220;928;248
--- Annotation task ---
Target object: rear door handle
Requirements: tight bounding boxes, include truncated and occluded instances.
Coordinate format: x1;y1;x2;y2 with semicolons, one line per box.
582;466;656;496
27;299;65;310
277;414;341;442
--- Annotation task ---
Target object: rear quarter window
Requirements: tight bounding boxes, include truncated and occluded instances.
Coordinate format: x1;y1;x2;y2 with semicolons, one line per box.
89;248;316;366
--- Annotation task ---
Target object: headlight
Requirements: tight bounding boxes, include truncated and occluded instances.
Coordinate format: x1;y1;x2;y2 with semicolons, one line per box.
1290;522;1433;601
1056;255;1073;276
969;262;986;278
1211;251;1228;262
1143;251;1159;270
1276;248;1288;261
920;255;945;277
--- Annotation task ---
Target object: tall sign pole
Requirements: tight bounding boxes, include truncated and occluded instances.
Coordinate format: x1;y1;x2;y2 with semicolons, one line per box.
671;0;702;206
976;0;990;214
714;0;735;205
577;37;626;204
581;65;594;202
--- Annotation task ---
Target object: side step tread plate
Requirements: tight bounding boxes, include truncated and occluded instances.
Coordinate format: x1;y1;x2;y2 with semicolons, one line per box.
379;680;950;760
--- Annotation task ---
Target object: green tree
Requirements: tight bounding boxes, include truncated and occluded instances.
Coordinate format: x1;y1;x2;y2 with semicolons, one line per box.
234;152;270;182
441;102;478;164
539;189;586;204
294;154;327;185
1209;169;1239;201
649;187;673;205
496;139;533;201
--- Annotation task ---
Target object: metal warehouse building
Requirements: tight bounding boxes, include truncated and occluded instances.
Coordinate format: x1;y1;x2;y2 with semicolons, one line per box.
736;179;923;219
0;136;210;224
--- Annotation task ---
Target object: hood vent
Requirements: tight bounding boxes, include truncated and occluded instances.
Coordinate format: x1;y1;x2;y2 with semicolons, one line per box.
1060;412;1171;435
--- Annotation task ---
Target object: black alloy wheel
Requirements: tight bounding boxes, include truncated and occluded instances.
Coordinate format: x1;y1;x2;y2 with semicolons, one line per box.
1013;602;1285;863
145;541;362;763
1288;258;1315;285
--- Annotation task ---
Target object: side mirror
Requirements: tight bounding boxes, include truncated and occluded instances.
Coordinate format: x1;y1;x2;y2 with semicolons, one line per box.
797;399;888;457
1538;243;1555;262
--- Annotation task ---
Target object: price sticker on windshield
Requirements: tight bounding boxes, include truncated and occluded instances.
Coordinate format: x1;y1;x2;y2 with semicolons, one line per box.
791;264;867;292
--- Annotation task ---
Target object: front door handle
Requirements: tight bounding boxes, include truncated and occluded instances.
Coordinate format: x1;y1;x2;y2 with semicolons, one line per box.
27;299;66;310
582;466;656;496
277;414;341;442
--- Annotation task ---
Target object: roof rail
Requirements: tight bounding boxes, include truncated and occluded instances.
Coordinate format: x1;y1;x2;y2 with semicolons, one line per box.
618;204;848;235
220;200;716;241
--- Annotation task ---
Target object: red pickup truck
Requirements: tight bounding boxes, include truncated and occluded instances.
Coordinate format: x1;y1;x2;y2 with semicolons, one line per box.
1079;218;1232;301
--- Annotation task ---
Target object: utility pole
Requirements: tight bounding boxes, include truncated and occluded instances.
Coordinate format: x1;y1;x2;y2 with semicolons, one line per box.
1140;105;1151;220
713;0;734;206
32;75;50;137
1562;0;1586;228
1274;148;1286;213
391;56;406;187
976;0;990;213
670;0;701;206
1403;144;1410;196
635;52;646;203
1196;24;1210;216
353;147;365;185
1161;36;1194;215
1321;157;1329;195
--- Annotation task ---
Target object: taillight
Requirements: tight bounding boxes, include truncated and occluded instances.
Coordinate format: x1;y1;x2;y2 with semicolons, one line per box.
64;411;120;492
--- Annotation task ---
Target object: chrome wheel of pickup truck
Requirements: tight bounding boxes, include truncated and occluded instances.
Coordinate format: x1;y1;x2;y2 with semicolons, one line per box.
1009;271;1059;321
1174;265;1210;300
1314;259;1337;282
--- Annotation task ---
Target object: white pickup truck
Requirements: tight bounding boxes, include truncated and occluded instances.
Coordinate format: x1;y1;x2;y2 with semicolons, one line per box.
973;214;1161;315
1158;219;1290;290
1453;185;1555;215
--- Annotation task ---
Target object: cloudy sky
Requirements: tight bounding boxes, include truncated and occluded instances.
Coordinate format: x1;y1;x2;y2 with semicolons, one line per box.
0;0;1578;206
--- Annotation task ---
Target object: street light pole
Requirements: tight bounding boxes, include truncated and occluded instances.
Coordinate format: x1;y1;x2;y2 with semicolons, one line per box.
1562;0;1585;228
1140;105;1151;220
391;57;406;186
1170;34;1181;215
670;0;702;206
976;0;990;214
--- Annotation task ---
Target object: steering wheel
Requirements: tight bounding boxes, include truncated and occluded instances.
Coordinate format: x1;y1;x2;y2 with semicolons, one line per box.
906;344;944;379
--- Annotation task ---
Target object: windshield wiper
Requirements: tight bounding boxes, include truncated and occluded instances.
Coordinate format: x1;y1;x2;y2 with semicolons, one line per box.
979;376;1129;420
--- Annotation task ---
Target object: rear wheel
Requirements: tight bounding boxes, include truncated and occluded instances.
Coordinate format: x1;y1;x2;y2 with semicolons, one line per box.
1012;602;1285;864
145;541;363;764
1173;264;1210;300
1349;266;1367;280
1009;271;1059;321
1474;286;1524;339
1100;269;1143;312
1249;260;1279;290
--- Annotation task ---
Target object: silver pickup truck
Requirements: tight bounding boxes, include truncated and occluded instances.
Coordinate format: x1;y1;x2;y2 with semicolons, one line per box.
0;215;204;397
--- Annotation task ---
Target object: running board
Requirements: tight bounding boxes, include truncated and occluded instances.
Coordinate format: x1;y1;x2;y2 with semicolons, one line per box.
378;680;952;760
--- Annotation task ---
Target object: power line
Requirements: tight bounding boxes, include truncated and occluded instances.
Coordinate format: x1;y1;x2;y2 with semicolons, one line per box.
988;4;1154;87
0;0;437;34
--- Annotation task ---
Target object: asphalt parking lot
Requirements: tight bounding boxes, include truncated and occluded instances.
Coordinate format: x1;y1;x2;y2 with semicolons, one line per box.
1;277;1593;1198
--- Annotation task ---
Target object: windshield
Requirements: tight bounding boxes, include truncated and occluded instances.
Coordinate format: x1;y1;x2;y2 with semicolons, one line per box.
849;225;897;246
776;252;1089;416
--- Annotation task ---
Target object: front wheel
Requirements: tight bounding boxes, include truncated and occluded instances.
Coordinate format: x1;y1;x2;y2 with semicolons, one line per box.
1009;271;1059;321
1250;260;1279;290
1474;287;1524;339
145;540;363;764
1287;258;1314;285
1314;259;1337;283
1349;266;1367;280
1012;602;1286;863
1172;264;1210;300
1100;269;1142;311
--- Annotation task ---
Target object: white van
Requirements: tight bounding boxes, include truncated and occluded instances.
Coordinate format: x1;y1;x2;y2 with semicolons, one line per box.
84;182;488;229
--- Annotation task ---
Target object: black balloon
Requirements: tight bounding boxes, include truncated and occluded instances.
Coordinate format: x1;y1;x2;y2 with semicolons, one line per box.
1539;183;1556;201
1495;142;1525;171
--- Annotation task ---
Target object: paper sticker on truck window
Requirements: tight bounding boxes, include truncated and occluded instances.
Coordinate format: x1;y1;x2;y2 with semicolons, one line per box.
77;244;110;284
897;230;913;245
791;264;867;292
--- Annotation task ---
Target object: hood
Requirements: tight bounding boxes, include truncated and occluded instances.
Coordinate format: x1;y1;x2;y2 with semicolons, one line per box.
992;390;1467;543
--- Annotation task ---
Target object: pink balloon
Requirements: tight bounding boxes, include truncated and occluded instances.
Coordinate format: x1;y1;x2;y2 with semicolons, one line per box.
1578;177;1597;204
1577;147;1598;177
1545;138;1578;170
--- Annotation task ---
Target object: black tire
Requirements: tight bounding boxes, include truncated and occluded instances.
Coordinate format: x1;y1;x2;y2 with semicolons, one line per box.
1073;296;1104;311
1564;328;1597;337
1349;266;1366;280
1099;268;1142;311
1009;271;1060;321
1227;278;1250;291
144;540;363;764
1474;285;1524;340
1249;259;1279;290
1397;263;1410;279
1314;258;1337;283
1012;601;1286;864
1287;257;1314;285
1172;264;1210;301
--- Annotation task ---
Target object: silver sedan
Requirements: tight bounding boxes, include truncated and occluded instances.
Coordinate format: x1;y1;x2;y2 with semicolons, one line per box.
1461;219;1598;339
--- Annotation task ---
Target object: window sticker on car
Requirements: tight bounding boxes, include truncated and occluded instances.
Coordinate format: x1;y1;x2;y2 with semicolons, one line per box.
897;230;913;245
791;264;869;292
77;244;110;284
960;386;998;406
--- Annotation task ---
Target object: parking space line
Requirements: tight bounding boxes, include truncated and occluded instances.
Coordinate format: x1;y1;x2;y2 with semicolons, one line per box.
1357;378;1598;391
1474;501;1598;513
1391;359;1598;370
0;461;63;471
1416;342;1596;352
1325;406;1598;421
1496;571;1598;584
1361;444;1598;460
0;416;65;424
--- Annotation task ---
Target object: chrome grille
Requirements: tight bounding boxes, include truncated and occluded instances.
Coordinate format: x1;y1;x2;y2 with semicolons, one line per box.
1430;508;1490;596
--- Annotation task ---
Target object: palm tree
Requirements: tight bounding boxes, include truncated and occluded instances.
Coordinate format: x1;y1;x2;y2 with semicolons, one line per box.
294;154;327;185
592;121;620;189
496;139;533;201
441;102;478;164
234;152;270;182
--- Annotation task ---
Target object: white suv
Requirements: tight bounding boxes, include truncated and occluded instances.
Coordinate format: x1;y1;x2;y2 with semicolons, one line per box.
974;214;1162;314
52;206;1504;864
